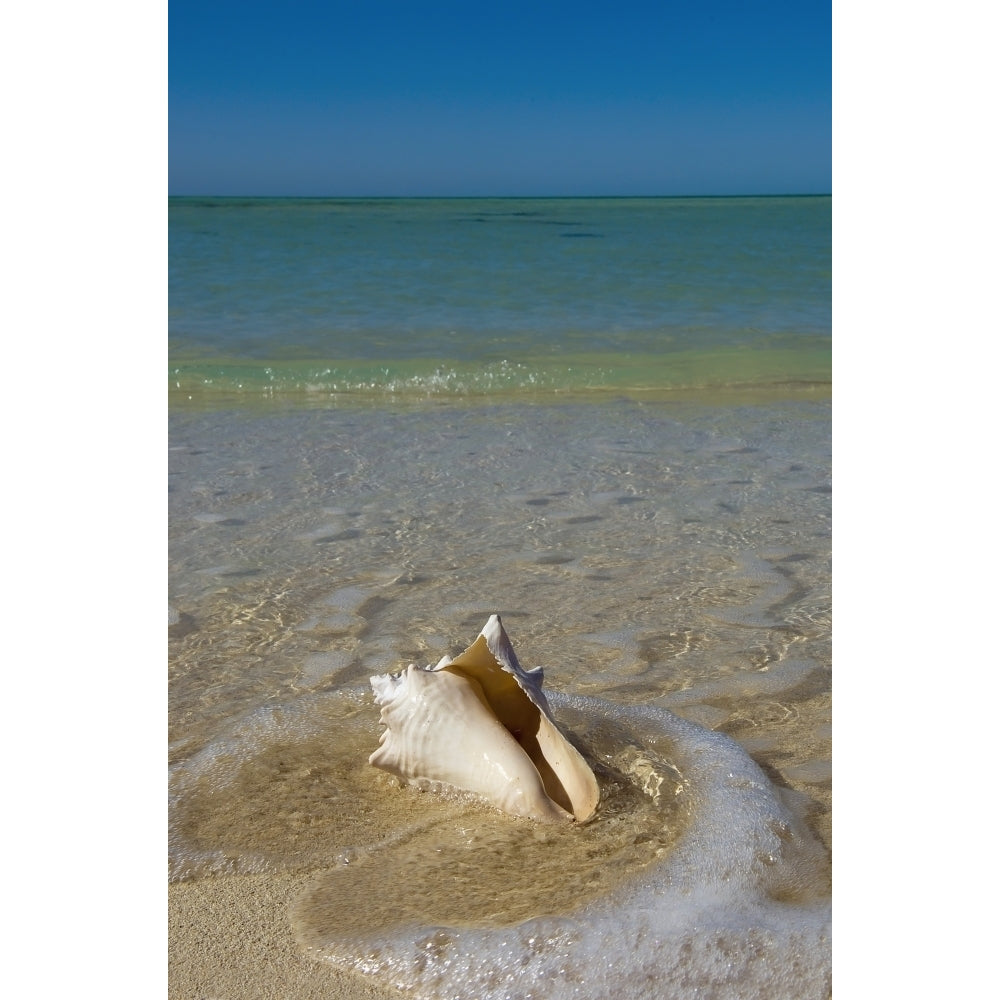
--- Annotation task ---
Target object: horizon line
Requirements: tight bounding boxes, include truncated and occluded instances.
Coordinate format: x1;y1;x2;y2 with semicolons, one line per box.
168;191;832;200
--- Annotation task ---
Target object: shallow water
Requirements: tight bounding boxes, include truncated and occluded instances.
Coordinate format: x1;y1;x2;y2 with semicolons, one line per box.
169;196;830;401
169;395;831;998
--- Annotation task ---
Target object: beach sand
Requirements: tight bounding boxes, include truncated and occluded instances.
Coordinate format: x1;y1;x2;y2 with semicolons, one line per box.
170;873;394;1000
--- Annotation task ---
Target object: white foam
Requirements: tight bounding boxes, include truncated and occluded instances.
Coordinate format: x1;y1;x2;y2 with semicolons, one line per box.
302;694;831;999
169;688;829;997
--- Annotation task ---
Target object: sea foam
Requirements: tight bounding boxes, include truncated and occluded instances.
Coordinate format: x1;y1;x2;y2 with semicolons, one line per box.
295;694;830;1000
170;687;830;999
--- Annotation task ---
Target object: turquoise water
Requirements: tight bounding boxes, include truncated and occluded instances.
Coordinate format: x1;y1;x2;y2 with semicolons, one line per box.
169;196;830;401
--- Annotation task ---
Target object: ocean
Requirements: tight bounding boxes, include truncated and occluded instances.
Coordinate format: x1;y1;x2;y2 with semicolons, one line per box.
169;196;830;403
168;196;831;999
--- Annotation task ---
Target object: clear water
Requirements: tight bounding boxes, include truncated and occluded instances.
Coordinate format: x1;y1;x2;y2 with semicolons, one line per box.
169;196;830;401
168;198;831;999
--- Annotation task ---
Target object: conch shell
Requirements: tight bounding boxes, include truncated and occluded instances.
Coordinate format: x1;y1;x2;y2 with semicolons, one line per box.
369;614;600;823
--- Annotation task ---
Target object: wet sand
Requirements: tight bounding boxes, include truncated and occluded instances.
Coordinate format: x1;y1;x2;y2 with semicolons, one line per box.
170;873;393;1000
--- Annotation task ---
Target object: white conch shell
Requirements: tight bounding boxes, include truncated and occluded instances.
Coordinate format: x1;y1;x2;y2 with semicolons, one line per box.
369;614;600;823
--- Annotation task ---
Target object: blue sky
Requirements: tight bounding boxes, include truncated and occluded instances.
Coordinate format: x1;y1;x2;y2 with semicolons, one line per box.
171;1;830;195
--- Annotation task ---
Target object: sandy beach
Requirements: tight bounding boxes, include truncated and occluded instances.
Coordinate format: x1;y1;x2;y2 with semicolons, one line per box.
170;873;394;1000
